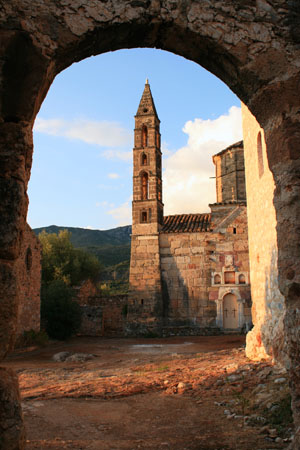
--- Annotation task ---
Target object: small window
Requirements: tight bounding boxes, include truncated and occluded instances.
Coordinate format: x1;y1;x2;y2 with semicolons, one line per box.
224;271;235;284
141;153;147;165
257;131;264;178
141;211;147;223
214;274;221;285
141;172;149;200
142;125;148;147
233;227;236;234
25;247;32;271
239;274;246;284
141;299;144;305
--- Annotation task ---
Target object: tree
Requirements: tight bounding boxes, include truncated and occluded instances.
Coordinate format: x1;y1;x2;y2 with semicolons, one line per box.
41;280;82;340
39;229;101;286
39;230;101;340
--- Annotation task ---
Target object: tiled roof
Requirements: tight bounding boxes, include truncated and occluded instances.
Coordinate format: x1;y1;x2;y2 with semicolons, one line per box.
162;213;211;233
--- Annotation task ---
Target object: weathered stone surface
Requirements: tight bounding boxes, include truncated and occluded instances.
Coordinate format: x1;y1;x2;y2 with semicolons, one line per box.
15;225;41;339
242;104;287;364
0;261;19;359
0;367;25;449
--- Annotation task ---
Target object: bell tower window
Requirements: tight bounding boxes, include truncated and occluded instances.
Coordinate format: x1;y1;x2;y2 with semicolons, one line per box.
141;153;147;166
142;125;148;147
141;172;149;200
141;211;148;223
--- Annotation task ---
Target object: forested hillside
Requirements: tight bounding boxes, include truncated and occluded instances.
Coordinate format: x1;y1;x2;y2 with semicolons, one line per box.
34;225;131;267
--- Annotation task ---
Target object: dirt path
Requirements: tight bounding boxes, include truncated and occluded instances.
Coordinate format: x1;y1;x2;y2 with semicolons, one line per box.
3;336;292;449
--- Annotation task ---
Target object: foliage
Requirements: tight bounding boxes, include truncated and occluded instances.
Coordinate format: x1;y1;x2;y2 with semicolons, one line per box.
41;280;82;340
15;329;49;348
39;229;101;286
99;280;129;296
82;244;130;267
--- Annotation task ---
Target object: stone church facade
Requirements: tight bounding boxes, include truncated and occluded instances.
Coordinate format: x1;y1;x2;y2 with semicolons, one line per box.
128;81;252;335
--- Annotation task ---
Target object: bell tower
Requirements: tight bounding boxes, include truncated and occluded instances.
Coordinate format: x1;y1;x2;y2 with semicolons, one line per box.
128;80;164;334
132;79;164;234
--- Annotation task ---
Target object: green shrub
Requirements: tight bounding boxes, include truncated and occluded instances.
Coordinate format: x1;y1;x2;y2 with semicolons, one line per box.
41;280;82;340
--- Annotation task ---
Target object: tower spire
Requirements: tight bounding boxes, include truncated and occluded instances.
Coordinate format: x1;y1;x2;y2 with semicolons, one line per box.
136;80;159;120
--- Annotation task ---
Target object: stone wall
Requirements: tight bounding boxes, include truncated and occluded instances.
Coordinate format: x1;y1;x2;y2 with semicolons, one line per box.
160;232;214;327
74;280;127;337
213;142;246;203
128;234;163;330
242;104;287;364
160;206;251;331
15;224;41;338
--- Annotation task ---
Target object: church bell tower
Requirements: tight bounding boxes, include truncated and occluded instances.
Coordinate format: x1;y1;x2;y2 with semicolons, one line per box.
128;80;164;333
132;79;164;234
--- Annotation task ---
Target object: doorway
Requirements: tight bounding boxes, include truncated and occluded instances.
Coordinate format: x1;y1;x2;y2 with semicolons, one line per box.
223;293;239;329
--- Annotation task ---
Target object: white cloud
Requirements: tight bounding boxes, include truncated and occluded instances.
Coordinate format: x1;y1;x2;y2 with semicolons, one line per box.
96;201;108;207
108;172;120;179
34;117;131;148
107;200;132;226
101;149;132;161
163;106;243;215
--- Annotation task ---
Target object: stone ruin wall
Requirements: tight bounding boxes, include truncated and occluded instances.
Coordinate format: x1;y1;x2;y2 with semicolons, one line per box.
75;280;127;337
242;104;287;365
15;224;41;338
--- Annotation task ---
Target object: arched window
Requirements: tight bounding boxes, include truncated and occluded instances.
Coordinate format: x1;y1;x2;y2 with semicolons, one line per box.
141;211;148;223
257;131;264;178
239;274;246;284
142;125;148;147
214;274;221;284
141;172;148;200
141;153;147;165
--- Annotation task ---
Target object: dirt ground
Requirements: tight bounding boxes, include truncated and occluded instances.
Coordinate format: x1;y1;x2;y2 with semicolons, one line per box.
3;335;292;449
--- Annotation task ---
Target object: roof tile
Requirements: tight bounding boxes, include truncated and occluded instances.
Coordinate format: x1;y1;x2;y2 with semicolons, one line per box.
162;213;211;233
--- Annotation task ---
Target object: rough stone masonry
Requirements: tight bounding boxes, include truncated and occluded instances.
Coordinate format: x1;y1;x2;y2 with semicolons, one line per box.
0;1;300;448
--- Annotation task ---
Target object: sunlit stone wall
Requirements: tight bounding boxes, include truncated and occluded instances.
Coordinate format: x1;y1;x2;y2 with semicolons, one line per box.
242;104;287;364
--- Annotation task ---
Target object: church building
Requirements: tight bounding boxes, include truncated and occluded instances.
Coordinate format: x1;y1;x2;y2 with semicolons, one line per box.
127;80;252;336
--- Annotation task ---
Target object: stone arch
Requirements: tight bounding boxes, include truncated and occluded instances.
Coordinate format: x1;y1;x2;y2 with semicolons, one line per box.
1;2;300;446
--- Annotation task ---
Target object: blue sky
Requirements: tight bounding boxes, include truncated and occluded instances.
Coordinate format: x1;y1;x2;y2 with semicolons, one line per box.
28;48;242;230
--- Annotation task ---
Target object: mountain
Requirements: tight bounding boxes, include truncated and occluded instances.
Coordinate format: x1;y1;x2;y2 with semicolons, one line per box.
33;225;132;267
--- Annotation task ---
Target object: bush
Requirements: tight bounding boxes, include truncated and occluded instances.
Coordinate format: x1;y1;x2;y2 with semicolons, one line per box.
41;280;82;340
